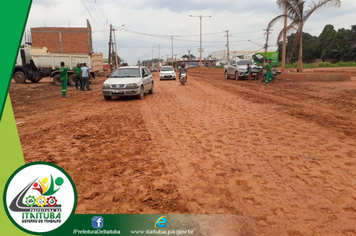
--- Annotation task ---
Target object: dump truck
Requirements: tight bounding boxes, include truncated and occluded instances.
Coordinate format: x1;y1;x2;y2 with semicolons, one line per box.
12;47;103;86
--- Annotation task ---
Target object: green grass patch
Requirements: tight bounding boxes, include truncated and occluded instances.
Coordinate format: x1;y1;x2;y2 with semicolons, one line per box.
284;61;356;69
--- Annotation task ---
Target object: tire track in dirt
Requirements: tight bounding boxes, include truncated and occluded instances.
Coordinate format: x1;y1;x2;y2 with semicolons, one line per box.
191;72;356;137
138;73;356;235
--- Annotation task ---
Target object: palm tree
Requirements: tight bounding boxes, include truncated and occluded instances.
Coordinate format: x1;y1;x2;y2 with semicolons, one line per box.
269;0;341;72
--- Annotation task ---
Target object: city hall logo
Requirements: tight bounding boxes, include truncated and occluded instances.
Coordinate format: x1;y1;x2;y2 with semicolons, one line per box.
3;162;77;234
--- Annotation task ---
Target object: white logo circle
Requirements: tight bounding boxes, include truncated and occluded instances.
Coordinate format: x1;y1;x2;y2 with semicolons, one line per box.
4;162;77;234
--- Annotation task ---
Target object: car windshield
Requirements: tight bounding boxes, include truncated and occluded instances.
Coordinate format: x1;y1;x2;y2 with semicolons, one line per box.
161;67;174;72
110;68;140;78
237;61;253;66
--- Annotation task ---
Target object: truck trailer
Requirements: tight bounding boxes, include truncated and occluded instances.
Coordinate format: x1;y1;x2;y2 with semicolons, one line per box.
13;47;102;86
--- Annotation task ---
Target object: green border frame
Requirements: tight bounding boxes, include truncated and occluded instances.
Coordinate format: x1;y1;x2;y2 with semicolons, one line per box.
0;0;32;122
3;162;78;235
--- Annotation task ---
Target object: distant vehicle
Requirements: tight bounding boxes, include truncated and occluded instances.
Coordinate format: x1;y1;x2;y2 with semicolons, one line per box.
13;47;100;86
224;59;262;80
102;66;154;100
159;66;176;80
151;67;157;72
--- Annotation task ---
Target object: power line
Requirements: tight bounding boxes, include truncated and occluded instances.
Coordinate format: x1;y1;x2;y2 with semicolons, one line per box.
94;0;109;25
88;0;107;28
81;0;105;31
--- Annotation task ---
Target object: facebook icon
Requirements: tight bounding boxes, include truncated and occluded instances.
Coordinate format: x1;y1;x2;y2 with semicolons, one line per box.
91;216;104;229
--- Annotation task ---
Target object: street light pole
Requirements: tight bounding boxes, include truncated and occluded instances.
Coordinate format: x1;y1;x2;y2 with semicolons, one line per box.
166;36;178;67
154;44;164;67
108;24;113;73
113;28;118;69
263;29;273;69
151;50;155;67
171;36;174;67
189;15;212;68
113;24;125;69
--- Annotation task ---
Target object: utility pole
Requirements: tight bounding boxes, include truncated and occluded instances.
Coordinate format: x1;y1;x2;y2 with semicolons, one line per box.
113;28;118;69
189;15;212;68
282;4;288;72
225;30;231;64
263;28;273;69
171;36;174;67
154;44;164;67
108;24;113;73
151;50;155;67
165;35;178;67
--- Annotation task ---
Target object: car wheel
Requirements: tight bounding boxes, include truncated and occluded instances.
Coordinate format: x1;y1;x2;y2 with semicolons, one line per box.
104;95;112;101
149;82;154;94
13;71;26;83
224;71;229;79
235;72;239;80
138;86;144;100
53;75;62;86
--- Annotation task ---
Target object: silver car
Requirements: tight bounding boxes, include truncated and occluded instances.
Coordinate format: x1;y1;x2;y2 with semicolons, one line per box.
102;66;154;100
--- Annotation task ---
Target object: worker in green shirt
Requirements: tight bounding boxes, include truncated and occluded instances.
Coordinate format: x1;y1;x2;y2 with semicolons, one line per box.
74;63;82;91
265;59;274;85
59;62;70;98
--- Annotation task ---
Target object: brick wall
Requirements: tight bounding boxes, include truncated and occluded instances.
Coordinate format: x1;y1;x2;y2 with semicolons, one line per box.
31;21;92;54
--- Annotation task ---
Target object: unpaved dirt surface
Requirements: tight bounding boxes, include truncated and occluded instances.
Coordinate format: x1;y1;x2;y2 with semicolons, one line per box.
9;70;356;235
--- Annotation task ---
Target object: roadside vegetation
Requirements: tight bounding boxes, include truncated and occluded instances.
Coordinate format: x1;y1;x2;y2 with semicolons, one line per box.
280;61;356;69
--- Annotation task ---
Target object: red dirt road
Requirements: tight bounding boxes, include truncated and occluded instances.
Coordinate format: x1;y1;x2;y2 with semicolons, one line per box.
9;70;356;236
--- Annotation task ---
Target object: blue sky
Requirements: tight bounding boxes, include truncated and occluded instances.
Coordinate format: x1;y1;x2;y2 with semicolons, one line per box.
25;0;356;65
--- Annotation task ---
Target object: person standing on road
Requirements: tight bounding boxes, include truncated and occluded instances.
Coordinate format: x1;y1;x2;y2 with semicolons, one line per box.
59;62;70;98
74;63;82;91
265;59;274;85
81;63;93;91
247;64;252;82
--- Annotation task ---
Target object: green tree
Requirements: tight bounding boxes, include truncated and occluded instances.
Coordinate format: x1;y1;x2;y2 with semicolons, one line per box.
330;27;356;61
269;0;341;72
182;54;195;59
318;24;337;60
278;32;318;63
110;52;121;66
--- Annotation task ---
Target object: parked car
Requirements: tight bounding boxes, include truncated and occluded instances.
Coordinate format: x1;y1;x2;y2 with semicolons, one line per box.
102;66;154;100
224;59;262;80
151;67;157;72
159;66;176;80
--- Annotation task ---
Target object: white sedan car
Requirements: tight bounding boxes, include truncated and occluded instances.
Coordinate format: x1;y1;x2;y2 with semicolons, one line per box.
159;66;176;80
102;66;154;100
